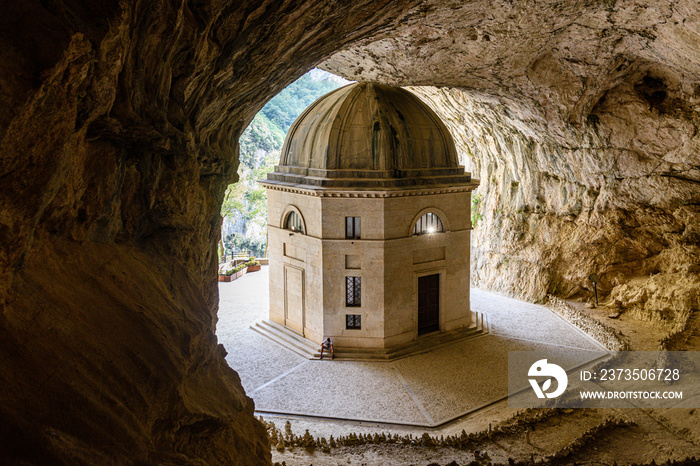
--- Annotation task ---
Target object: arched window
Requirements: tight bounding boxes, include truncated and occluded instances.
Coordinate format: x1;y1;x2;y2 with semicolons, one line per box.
413;212;444;235
285;211;304;233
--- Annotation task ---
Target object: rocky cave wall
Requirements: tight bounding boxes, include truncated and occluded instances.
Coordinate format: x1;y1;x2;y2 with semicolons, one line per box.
3;0;700;463
322;0;700;328
413;84;700;322
0;1;423;464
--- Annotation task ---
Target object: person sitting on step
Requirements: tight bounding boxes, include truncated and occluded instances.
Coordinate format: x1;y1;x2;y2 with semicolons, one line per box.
320;337;334;360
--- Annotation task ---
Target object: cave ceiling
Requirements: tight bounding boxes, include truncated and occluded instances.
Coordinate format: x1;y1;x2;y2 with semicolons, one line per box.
322;0;700;132
0;0;699;464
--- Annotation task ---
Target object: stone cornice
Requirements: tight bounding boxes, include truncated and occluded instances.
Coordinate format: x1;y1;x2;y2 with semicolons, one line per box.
259;180;480;198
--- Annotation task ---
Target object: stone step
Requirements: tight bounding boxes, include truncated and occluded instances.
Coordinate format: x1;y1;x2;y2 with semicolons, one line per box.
313;322;486;361
255;320;318;351
251;312;489;362
250;320;318;358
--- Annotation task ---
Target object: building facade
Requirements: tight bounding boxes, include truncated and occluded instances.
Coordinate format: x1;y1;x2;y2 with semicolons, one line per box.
260;82;479;350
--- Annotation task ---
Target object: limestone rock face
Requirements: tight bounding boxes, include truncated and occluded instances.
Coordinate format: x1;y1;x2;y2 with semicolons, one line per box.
2;0;700;462
322;0;700;317
411;85;700;315
0;0;421;463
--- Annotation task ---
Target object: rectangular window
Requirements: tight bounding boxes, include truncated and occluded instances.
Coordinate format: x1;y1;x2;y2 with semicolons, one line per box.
345;217;361;239
345;276;361;307
346;314;361;330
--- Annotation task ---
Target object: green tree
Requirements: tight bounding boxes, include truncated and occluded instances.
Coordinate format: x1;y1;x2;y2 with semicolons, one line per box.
221;151;276;233
238;113;284;166
221;70;348;260
259;73;342;133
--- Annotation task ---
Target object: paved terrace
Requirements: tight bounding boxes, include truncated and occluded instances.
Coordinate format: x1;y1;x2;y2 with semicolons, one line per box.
217;267;605;427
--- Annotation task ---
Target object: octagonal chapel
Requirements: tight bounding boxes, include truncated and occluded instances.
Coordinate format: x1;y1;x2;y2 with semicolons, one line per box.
260;82;480;353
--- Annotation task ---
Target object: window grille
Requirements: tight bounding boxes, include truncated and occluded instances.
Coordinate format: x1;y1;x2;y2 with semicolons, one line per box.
285;211;304;233
345;276;361;307
413;212;444;235
346;314;361;330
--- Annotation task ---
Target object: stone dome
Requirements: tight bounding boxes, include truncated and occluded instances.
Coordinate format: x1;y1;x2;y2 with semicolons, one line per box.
265;82;472;189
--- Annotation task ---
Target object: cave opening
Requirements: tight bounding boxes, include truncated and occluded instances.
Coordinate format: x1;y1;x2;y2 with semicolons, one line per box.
217;69;350;264
213;74;614;446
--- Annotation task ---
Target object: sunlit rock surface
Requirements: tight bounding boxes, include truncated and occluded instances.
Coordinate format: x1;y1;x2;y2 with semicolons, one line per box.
322;0;700;318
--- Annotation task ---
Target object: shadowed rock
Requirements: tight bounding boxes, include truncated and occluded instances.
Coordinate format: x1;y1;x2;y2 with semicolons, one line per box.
1;0;698;463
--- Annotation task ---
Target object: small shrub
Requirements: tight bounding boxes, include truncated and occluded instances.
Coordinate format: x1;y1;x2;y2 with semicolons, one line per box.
471;193;483;227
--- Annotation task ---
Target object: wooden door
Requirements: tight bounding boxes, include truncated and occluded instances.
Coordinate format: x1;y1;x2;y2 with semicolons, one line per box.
418;274;440;335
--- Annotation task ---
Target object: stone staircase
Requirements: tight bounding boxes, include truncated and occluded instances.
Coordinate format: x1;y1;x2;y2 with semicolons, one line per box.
250;311;489;361
250;319;319;358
